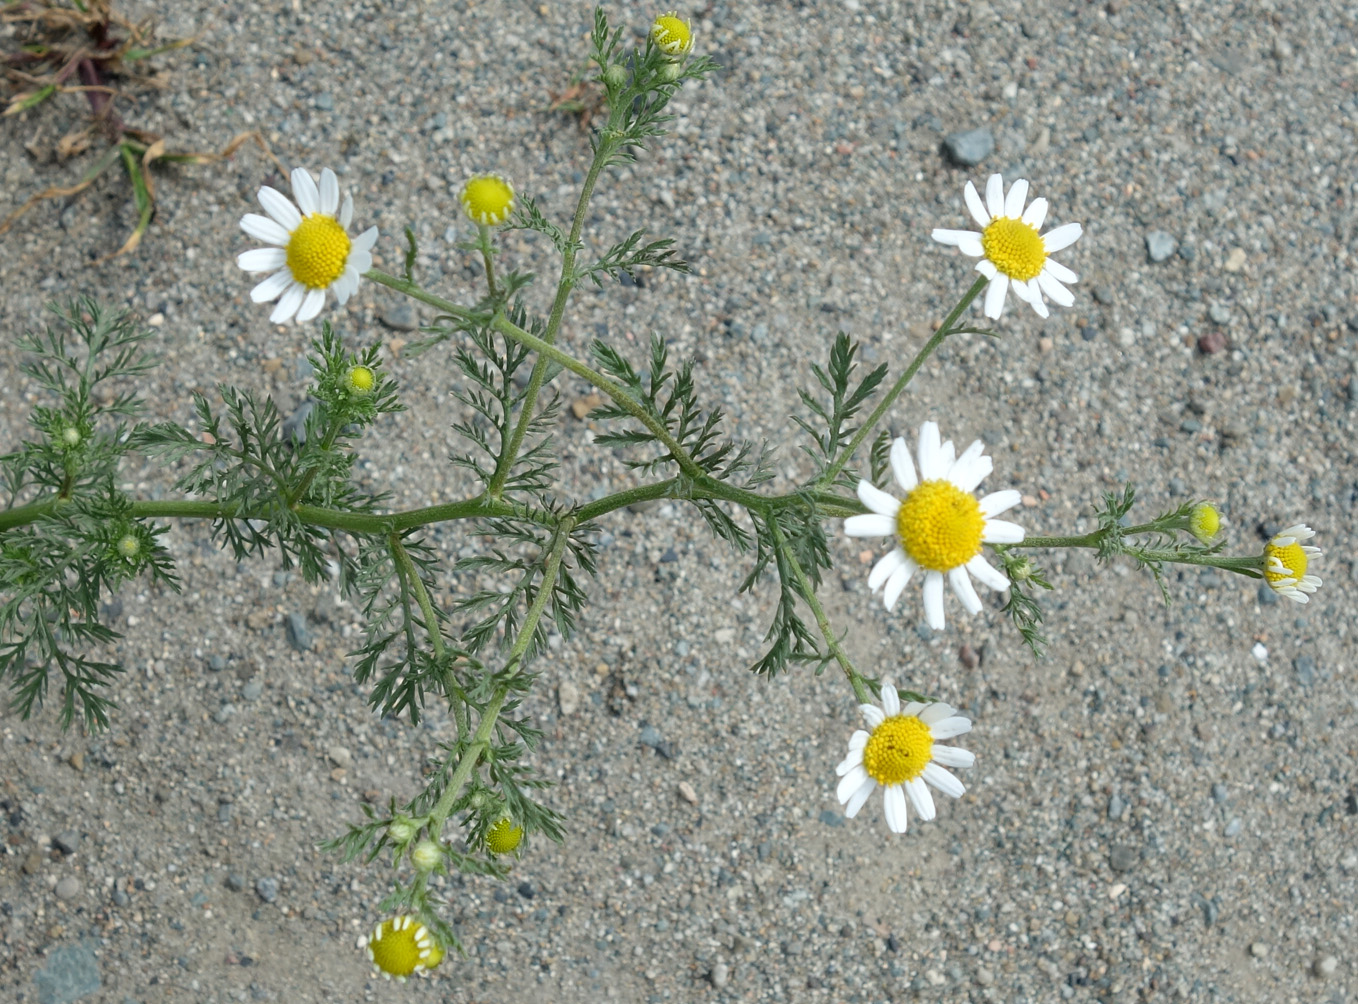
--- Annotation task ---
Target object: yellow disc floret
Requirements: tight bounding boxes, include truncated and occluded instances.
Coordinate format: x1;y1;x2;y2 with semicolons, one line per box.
1189;503;1221;544
1264;540;1308;584
286;214;351;290
896;480;985;572
485;816;523;855
366;915;443;982
115;534;140;559
461;174;516;226
651;12;693;56
981;217;1047;281
346;364;375;396
862;715;934;787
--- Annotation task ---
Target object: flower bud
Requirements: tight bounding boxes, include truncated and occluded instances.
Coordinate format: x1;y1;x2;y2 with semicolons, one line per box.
346;364;375;396
602;64;628;90
410;839;442;872
485;816;523;855
1188;502;1221;544
60;427;82;448
460;174;516;226
387;815;418;845
115;534;140;560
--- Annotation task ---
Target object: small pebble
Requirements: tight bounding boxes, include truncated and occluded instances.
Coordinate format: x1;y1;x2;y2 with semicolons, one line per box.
1109;845;1138;873
214;703;237;725
1250;942;1268;959
242;679;264;701
1224;817;1243;838
710;962;730;988
1208;304;1231;324
55;875;81;900
52;830;80;855
558;679;580;716
1293;655;1316;686
255;877;278;903
1312;955;1338;979
941;127;994;166
327;745;352;769
1198;330;1228;354
285;613;313;652
677;781;698;805
1146;230;1178;262
379;303;418;331
1251;642;1268;663
226;873;246;892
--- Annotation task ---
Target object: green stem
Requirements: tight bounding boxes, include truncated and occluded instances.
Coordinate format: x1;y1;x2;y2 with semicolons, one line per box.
819;275;989;488
427;522;574;840
388;533;446;663
1012;534;1263;576
285;420;341;509
487;135;617;499
477;224;499;299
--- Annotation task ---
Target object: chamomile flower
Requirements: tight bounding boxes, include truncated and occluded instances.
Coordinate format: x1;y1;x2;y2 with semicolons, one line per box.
932;174;1083;320
651;12;694;56
844;421;1024;631
485;816;523;855
363;915;444;982
1263;523;1322;603
834;681;974;833
1188;502;1222;544
237;167;378;324
460;174;515;226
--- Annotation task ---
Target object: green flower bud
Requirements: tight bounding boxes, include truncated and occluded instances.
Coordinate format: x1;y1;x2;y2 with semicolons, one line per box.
410;839;442;872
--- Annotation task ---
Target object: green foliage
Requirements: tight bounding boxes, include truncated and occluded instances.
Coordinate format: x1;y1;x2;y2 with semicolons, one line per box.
794;333;888;486
993;548;1052;658
578;229;688;286
743;507;832;678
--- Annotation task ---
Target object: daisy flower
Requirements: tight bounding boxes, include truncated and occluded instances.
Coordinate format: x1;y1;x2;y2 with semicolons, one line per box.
844;421;1024;631
834;681;974;833
1263;523;1322;603
651;12;694;56
363;915;444;982
932;173;1083;320
237;167;378;324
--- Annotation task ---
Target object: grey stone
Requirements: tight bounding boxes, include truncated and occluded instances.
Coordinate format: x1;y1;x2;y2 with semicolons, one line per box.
255;876;278;903
1250;942;1269;959
207;654;227;672
1092;286;1115;306
111;888;129;907
942;127;994;166
242;679;264;701
710;962;730;988
818;809;845;827
55;876;80;900
52;830;80;854
281;400;315;446
1312;955;1338;979
226;873;246;892
1208;304;1231;325
379;302;418;331
1225;817;1243;838
1294;655;1317;686
1212;783;1229;804
1109;845;1139;872
285;613;313;652
34;943;101;1004
1146;230;1178;263
517;881;535;899
313;92;334;111
1258;582;1279;606
214;703;237;725
326;745;352;769
1107;794;1125;820
558;679;580;716
217;801;234;824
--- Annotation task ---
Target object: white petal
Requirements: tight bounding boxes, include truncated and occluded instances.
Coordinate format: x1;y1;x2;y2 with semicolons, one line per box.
1041;221;1083;253
240;213;291;246
1025;281;1050;318
901;701;927;718
966;554;1011;592
348;249;373;274
1043;258;1078;284
981;519;1025;544
848;729;869;751
882;559;916;612
844;777;876;818
931;744;975;768
868;548;907;592
949;445;991;493
933;230;984;256
881;683;900;717
889;437;917;492
922;572;945;630
983;273;1009;319
949;566;983;615
249;270;292;303
859;704;885;729
964;179;990;228
1009;277;1034;304
333;268;357;306
955;235;985;257
1038;270;1075;307
975;258;998;279
295;287;327;323
922;761;966;799
836;764;869;804
319;168;339;216
919;702;955;725
984;174;1005;219
928;716;973;739
857;479;901;517
835;748;864;776
978;489;1021;518
257;187;301;231
939;438;956;471
884;783;908;833
917;421;944;480
340;192;354;228
1022;196;1048;229
291;167;319;215
845;513;896;539
270;282;305;324
906;776;936;821
237;246;287;272
353;225;379;253
1003;178;1029;218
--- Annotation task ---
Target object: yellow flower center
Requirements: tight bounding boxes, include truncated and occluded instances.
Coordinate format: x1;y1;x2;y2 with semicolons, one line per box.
651;13;693;55
285;214;351;290
368;916;443;979
1190;504;1220;543
981;217;1047;281
896;479;985;572
1265;541;1307;583
863;715;934;787
486;816;523;855
461;175;515;226
346;365;375;395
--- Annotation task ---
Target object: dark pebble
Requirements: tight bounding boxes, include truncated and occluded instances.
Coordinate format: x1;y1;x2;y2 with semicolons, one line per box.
285;613;313;652
1109;845;1139;872
1197;330;1228;354
651;823;671;837
379;303;418;331
112;889;130;907
208;655;227;672
226;873;246;892
1257;582;1279;606
52;830;80;854
254;876;278;903
517;881;536;899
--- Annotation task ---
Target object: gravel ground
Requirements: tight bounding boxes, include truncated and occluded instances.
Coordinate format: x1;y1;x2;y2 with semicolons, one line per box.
2;1;1356;1002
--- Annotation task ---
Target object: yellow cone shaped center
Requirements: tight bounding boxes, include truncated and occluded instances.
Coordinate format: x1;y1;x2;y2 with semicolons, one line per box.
896;479;985;572
863;715;933;786
286;214;351;290
982;217;1047;281
1265;541;1307;582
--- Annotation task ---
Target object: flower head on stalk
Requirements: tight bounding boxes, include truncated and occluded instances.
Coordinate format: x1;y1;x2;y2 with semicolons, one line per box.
834;681;974;833
1263;523;1322;603
237;167;377;324
932;174;1083;320
844;422;1024;630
